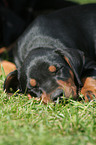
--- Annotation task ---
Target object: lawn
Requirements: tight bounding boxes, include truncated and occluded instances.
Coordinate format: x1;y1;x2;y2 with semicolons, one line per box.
0;0;96;145
70;0;96;4
0;71;96;145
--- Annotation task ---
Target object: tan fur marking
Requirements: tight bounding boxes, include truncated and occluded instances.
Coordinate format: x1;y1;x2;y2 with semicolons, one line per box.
30;79;37;87
64;56;72;68
41;91;51;104
0;47;6;54
28;94;32;100
69;70;74;80
28;92;51;104
81;77;96;102
57;79;77;99
48;65;56;72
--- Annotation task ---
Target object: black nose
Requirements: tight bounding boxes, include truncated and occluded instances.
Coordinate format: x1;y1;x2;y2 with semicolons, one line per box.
51;89;64;102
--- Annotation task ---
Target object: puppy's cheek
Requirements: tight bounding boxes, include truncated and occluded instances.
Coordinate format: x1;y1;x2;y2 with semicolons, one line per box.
57;79;77;99
63;85;77;99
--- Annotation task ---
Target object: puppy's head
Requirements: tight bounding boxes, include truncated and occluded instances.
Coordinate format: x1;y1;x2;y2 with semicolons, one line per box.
4;47;84;103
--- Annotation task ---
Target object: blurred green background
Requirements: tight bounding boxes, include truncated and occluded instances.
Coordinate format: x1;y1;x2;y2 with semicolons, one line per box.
70;0;96;4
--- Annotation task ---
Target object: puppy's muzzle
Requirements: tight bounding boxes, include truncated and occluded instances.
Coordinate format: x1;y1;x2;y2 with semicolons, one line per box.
41;79;77;104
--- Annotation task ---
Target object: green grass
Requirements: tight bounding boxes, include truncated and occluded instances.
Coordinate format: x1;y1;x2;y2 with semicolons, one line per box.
70;0;96;4
0;73;96;145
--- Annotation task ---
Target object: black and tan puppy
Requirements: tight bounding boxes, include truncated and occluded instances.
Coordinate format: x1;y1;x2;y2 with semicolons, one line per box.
4;4;96;103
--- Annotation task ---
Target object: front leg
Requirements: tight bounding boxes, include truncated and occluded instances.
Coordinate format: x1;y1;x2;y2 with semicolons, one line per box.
81;77;96;102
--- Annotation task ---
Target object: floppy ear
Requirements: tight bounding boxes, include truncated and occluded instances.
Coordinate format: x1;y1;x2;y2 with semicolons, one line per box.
4;70;20;93
55;48;85;86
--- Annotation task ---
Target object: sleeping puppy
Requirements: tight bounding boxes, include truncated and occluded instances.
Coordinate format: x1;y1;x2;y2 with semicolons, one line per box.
4;4;96;103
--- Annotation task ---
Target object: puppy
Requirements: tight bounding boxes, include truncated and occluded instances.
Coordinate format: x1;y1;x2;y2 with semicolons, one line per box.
4;4;96;103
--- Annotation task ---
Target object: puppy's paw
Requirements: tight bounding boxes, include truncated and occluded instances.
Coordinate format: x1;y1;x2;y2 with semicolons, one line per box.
81;77;96;102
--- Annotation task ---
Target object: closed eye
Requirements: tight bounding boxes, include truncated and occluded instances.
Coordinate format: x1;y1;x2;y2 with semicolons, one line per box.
56;66;64;73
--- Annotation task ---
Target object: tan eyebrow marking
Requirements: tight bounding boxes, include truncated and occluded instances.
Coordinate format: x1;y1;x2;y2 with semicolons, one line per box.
30;79;37;87
48;65;56;72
